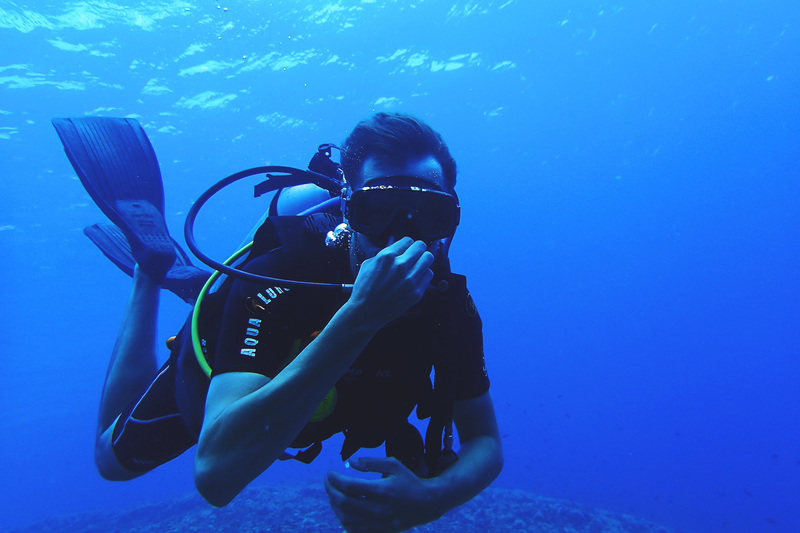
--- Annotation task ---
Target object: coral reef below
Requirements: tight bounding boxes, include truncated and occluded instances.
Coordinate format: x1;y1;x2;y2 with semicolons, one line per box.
10;483;674;532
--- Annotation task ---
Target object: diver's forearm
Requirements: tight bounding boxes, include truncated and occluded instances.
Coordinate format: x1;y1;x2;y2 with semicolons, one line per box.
424;435;504;519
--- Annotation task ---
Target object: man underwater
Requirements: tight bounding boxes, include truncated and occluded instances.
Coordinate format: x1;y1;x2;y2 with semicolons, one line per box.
53;112;503;532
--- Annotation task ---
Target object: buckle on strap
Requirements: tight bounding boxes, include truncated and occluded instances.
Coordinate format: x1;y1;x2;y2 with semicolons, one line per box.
278;441;323;464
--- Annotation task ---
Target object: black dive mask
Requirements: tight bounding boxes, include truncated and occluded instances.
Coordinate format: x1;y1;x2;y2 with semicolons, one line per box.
344;184;460;244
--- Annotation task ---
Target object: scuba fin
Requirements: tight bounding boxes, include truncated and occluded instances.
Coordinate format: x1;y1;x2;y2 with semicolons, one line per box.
52;116;176;282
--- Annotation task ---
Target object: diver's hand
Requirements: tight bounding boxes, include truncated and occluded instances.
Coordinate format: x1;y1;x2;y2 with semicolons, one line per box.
349;237;434;328
324;457;442;533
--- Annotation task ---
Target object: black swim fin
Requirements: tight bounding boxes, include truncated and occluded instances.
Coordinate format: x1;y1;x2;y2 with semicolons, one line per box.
52;116;176;282
84;223;210;303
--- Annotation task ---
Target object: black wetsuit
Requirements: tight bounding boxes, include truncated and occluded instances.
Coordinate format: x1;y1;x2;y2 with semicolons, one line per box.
111;218;489;474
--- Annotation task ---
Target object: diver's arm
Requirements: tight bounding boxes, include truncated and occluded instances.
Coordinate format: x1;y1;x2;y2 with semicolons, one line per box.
195;303;382;507
422;391;504;516
194;238;434;507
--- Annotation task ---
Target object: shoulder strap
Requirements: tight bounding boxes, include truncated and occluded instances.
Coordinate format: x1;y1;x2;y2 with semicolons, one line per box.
248;213;343;280
422;273;471;475
250;213;338;256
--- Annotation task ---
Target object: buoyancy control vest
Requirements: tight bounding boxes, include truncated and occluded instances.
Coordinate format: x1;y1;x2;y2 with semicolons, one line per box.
173;213;458;476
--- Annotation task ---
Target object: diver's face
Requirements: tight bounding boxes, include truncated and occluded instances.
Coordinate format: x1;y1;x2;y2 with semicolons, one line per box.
349;154;447;275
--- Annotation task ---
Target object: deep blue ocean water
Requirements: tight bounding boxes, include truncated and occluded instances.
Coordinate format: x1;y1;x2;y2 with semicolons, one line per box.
1;1;798;531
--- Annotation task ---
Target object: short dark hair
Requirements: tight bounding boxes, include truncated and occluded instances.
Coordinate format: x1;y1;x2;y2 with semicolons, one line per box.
341;112;457;191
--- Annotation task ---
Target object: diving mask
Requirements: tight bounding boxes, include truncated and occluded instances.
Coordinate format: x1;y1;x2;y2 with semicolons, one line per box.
344;184;460;243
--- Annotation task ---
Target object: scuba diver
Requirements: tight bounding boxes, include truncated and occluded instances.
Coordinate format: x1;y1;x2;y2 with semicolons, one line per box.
52;112;502;532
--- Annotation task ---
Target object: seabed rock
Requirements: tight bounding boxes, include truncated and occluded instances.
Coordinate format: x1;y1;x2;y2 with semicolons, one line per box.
9;483;674;532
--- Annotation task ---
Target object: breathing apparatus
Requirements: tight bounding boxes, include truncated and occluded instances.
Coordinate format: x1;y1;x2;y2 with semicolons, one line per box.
185;144;461;378
184;144;348;291
183;144;460;295
185;146;463;471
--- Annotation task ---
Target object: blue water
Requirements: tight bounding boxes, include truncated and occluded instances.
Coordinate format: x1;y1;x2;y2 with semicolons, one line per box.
1;1;798;532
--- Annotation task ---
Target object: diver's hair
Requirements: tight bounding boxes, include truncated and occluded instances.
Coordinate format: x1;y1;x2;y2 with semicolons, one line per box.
341;112;457;190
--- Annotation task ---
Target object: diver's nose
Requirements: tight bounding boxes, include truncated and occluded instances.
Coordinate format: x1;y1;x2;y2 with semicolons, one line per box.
386;211;418;244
